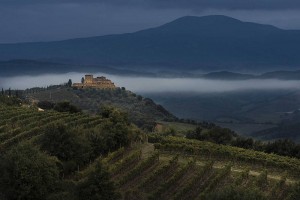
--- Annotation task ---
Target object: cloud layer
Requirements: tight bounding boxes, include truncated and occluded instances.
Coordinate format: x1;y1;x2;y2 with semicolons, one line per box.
1;0;300;10
2;73;300;93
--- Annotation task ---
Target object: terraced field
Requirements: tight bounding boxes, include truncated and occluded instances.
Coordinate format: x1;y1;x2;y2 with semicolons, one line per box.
0;105;103;151
75;141;299;199
0;104;299;199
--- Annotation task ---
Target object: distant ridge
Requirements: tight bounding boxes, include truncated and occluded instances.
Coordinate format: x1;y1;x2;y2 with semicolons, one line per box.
1;15;300;73
2;59;300;80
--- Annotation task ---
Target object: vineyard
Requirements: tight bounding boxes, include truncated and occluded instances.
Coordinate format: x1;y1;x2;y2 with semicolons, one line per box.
0;105;103;151
78;142;299;200
0;103;299;199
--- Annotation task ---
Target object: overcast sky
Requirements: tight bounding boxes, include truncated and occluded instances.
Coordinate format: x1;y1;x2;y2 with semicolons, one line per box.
1;0;300;43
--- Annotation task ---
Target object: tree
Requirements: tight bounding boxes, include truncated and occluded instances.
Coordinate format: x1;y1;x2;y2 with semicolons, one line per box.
39;123;91;174
186;126;235;145
54;101;81;113
186;127;203;140
38;101;55;110
81;77;85;84
77;162;120;200
8;88;11;97
137;95;143;101
67;79;72;87
0;143;60;200
1;88;4;96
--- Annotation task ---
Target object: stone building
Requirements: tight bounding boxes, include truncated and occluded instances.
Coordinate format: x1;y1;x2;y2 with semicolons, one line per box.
73;74;116;89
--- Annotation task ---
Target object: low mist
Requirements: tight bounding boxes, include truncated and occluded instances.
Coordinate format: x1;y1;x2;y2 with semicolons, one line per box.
1;72;300;93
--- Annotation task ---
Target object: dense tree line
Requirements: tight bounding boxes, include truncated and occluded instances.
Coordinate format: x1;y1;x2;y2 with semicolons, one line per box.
0;143;60;200
186;126;300;159
38;101;82;113
0;143;120;200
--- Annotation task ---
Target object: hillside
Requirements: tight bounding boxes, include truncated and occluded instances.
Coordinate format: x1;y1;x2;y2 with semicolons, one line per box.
253;111;300;142
25;86;177;130
23;85;300;140
0;102;299;200
3;60;300;80
145;89;300;139
1;15;300;72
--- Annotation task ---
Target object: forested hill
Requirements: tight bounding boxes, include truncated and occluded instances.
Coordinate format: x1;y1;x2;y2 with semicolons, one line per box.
24;86;177;131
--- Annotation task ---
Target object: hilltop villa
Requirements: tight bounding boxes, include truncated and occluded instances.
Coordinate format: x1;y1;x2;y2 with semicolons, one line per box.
73;74;116;89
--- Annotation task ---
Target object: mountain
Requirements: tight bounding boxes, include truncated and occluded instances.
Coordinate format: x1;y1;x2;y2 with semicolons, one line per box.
0;60;154;77
1;15;300;72
202;70;300;80
260;70;300;80
202;71;255;80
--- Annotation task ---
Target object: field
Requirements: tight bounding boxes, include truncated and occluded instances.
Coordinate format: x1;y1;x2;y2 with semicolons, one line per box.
0;103;299;199
77;139;300;199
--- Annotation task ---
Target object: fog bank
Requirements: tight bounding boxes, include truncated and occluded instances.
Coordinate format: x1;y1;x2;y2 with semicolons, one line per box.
1;73;300;93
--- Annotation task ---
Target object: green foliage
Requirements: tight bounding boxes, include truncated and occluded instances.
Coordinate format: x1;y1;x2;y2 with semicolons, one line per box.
150;160;195;199
161;127;177;136
38;100;55;109
173;161;214;200
206;185;267;200
110;150;142;174
0;95;21;106
287;182;300;200
77;162;120;200
187;126;236;145
102;147;126;164
186;126;300;159
0;104;298;199
256;170;268;188
151;135;300;177
264;139;300;159
139;155;179;189
200;165;232;198
99;105;129;124
27;87;176;131
67;79;72;87
54;101;81;113
0;143;60;200
39;123;92;173
118;152;160;186
87;106;131;157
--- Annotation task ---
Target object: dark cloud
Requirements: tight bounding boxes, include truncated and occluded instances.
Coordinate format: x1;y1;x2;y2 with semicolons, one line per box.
150;0;300;10
0;0;300;43
1;0;300;10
